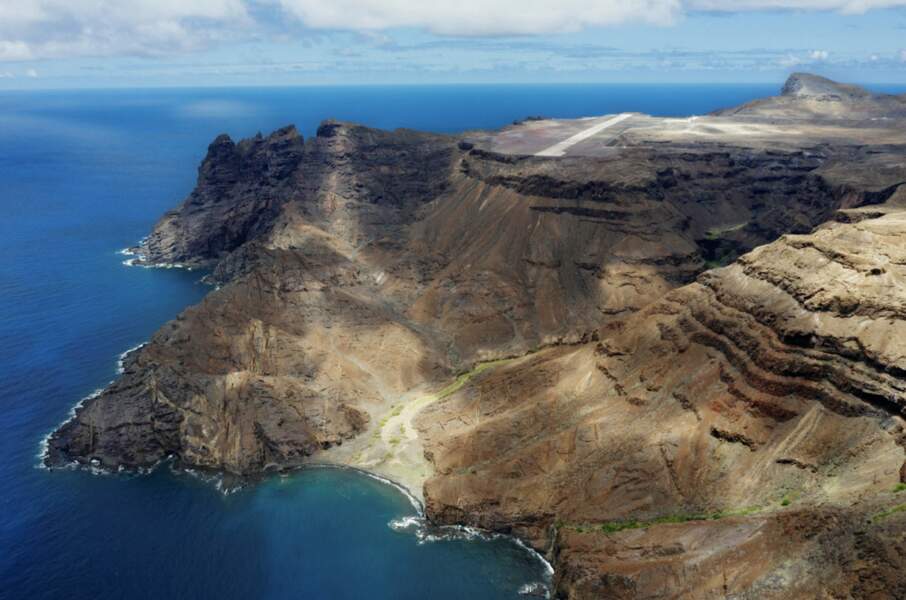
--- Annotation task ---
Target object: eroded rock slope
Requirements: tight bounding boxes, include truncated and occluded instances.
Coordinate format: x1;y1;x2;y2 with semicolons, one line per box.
46;74;906;599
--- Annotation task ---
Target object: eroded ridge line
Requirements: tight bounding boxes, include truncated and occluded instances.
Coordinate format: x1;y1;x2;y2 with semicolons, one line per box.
535;113;633;157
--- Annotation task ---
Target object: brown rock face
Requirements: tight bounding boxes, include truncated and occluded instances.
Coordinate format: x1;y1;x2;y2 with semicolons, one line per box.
46;75;906;598
421;188;906;597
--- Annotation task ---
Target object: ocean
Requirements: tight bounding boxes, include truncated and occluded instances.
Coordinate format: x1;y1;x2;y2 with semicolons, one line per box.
2;83;900;599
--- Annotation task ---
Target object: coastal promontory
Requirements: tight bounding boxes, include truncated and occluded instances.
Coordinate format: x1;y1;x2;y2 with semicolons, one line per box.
46;74;906;598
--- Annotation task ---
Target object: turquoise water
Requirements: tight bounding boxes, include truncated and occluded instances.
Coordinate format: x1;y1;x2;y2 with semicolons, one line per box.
5;83;902;599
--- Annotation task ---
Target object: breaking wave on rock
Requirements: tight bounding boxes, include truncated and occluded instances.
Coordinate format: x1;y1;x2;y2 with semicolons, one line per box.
116;342;147;374
35;385;106;470
388;515;553;597
119;242;192;270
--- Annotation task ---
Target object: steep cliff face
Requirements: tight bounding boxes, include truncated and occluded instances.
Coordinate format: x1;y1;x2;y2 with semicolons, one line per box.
49;122;461;474
45;75;906;599
421;188;906;597
136;126;306;267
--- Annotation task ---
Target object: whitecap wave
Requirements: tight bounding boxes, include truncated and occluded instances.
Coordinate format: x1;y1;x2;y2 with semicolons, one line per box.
388;515;489;543
518;582;550;597
37;335;150;469
122;256;191;271
116;342;147;374
35;385;107;469
513;537;555;578
37;332;154;469
388;515;553;597
118;242;142;266
180;467;244;495
118;239;193;271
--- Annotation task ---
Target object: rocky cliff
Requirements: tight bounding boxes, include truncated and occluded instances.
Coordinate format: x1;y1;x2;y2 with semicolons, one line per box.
46;75;906;599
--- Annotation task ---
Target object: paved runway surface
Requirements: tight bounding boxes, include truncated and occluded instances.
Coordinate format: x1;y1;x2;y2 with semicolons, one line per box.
535;113;633;157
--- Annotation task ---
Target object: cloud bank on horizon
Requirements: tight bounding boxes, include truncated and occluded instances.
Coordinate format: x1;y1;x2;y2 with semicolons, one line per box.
0;0;905;86
3;0;906;60
278;0;906;34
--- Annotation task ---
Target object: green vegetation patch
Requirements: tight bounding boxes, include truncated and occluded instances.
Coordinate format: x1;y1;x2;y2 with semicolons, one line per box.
873;503;906;522
780;491;801;507
570;506;762;535
435;358;514;400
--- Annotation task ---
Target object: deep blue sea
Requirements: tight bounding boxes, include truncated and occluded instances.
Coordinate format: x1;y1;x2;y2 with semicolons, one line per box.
2;83;903;599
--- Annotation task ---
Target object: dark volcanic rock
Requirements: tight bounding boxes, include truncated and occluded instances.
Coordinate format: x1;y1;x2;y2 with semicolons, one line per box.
135;125;305;267
46;75;906;600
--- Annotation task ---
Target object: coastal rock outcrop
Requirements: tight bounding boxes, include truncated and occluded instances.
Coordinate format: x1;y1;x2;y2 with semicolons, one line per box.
135;126;305;267
46;74;906;598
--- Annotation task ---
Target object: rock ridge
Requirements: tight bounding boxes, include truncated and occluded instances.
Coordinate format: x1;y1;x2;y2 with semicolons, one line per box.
46;74;906;599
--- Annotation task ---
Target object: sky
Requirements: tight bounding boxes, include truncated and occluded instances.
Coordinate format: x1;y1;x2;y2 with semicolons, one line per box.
1;1;906;88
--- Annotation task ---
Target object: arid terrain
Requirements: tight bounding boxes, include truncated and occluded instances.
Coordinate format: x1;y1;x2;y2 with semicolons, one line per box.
46;73;906;599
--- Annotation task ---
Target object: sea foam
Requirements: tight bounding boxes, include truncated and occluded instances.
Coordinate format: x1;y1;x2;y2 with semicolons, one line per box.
387;514;553;597
118;240;192;270
116;342;147;374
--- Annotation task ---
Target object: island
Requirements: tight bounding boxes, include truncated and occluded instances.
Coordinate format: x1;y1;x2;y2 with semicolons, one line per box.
45;74;906;599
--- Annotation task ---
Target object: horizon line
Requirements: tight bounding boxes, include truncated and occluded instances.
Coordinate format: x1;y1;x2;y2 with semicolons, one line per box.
3;79;906;93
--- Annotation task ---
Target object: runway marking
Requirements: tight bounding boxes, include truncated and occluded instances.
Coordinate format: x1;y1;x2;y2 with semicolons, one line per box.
535;113;633;157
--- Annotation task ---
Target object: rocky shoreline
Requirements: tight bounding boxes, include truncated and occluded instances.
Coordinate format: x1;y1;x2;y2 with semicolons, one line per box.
45;74;906;598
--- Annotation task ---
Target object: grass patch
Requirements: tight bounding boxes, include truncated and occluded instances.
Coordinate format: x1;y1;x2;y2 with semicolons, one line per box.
389;437;400;446
572;506;762;535
893;483;906;493
873;503;906;522
780;491;800;507
435;358;513;400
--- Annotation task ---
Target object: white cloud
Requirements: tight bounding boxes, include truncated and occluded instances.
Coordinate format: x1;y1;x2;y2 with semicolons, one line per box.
778;54;803;67
0;71;14;78
26;68;38;77
275;0;683;36
689;0;906;13
778;48;832;66
275;0;906;35
0;41;32;60
901;49;906;62
0;0;251;61
2;0;906;59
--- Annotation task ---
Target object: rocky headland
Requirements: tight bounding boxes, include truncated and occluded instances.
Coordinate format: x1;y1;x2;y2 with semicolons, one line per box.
46;73;906;598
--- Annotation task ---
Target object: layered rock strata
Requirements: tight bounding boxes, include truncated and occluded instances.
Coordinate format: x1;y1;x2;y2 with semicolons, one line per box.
46;74;906;598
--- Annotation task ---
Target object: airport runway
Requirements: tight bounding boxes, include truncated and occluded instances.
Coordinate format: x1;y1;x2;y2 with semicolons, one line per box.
534;113;633;157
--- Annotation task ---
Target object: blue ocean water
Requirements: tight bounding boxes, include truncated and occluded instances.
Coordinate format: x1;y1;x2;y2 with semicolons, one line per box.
2;83;902;599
